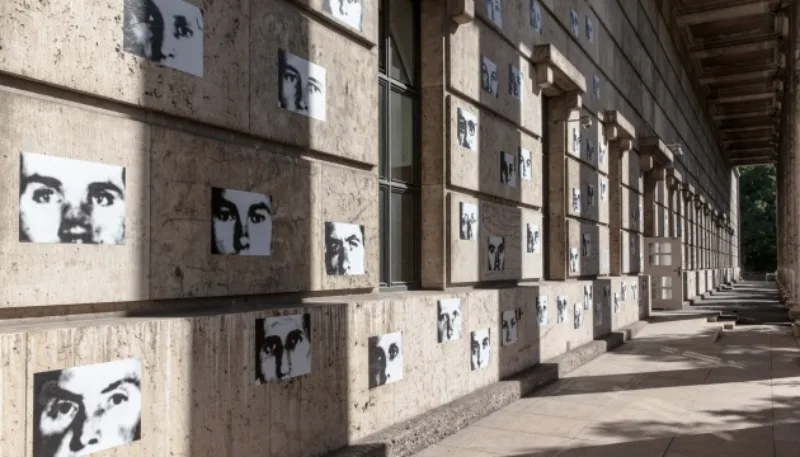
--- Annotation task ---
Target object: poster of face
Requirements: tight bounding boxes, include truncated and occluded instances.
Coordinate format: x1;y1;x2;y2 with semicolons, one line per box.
530;0;542;34
368;331;403;388
437;298;462;342
632;283;638;300
500;152;517;187
480;56;499;97
536;296;548;325
594;301;602;325
526;223;541;254
19;153;126;245
613;293;620;314
583;284;592;311
325;222;366;275
519;147;532;181
509;64;522;100
601;179;608;200
459;202;478;241
582;233;591;257
587;184;595;207
485;0;502;28
471;328;491;370
574;303;583;329
323;0;363;31
604;284;611;303
256;314;311;383
32;359;142;457
278;49;327;122
570;248;579;273
457;108;478;150
585;15;595;42
621;281;628;300
593;74;601;99
556;296;568;324
587;139;595;162
572;188;582;214
599;142;606;164
211;187;273;256
572;127;581;154
570;8;579;36
122;0;204;77
501;309;520;346
488;236;505;271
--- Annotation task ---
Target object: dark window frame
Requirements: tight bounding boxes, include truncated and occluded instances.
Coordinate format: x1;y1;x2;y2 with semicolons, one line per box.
378;0;422;289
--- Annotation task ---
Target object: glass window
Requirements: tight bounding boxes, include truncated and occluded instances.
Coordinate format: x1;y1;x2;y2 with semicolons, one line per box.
379;0;420;288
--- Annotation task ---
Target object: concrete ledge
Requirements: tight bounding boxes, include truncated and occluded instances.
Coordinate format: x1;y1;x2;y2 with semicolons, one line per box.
324;321;648;457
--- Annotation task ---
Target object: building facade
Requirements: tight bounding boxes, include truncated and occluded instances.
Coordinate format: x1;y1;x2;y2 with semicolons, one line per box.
0;1;741;457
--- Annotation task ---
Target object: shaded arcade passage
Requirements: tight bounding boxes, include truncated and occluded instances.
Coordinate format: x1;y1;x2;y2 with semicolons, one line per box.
413;281;800;457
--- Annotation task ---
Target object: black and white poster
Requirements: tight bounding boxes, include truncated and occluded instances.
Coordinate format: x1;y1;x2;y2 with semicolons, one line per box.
536;295;548;326
33;358;142;457
480;56;499;97
437;298;462;342
613;292;620;314
278;49;327;122
19;153;126;245
459;202;478;241
509;64;522;100
587;139;595;162
600;178;608;200
569;248;579;273
621;281;628;300
470;328;491;370
556;296;568;324
323;0;363;31
572;127;581;154
530;0;542;34
574;303;583;329
599;142;606;164
500;152;516;187
583;284;592;311
585;15;594;42
457;107;478;151
122;0;204;77
256;314;311;384
519;147;532;181
488;236;505;271
587;183;595;207
368;331;403;388
485;0;502;28
501;309;520;346
569;8;579;36
526;223;540;254
594;300;602;325
572;188;581;213
592;74;601;99
325;222;366;275
582;233;591;257
211;187;273;256
631;283;638;300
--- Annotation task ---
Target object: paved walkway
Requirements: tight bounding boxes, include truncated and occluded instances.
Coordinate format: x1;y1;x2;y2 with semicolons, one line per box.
412;281;800;457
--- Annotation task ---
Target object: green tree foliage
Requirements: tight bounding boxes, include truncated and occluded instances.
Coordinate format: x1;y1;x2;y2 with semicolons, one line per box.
739;165;776;272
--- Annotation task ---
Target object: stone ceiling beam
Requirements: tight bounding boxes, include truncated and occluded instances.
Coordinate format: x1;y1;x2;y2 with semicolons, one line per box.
676;1;774;27
691;39;779;59
699;69;775;85
709;92;775;104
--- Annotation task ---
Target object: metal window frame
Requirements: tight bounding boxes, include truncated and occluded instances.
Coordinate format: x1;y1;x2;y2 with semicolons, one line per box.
378;0;422;289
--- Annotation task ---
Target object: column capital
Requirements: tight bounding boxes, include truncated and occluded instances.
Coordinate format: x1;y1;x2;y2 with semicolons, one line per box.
639;136;675;172
532;44;587;97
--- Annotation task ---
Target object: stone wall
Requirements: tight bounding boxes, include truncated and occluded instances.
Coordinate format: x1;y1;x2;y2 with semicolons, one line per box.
0;0;739;456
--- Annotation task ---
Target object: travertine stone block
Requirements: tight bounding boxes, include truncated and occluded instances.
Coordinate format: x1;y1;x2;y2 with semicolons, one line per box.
0;332;25;457
448;19;543;136
250;0;379;164
448;95;544;207
0;89;150;308
288;0;378;44
0;0;249;131
480;201;522;282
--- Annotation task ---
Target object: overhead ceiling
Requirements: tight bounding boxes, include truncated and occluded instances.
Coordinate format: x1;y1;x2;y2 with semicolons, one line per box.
666;0;789;167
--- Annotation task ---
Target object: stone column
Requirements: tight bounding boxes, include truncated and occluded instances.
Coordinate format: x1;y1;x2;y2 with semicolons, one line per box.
789;0;800;318
604;112;635;277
